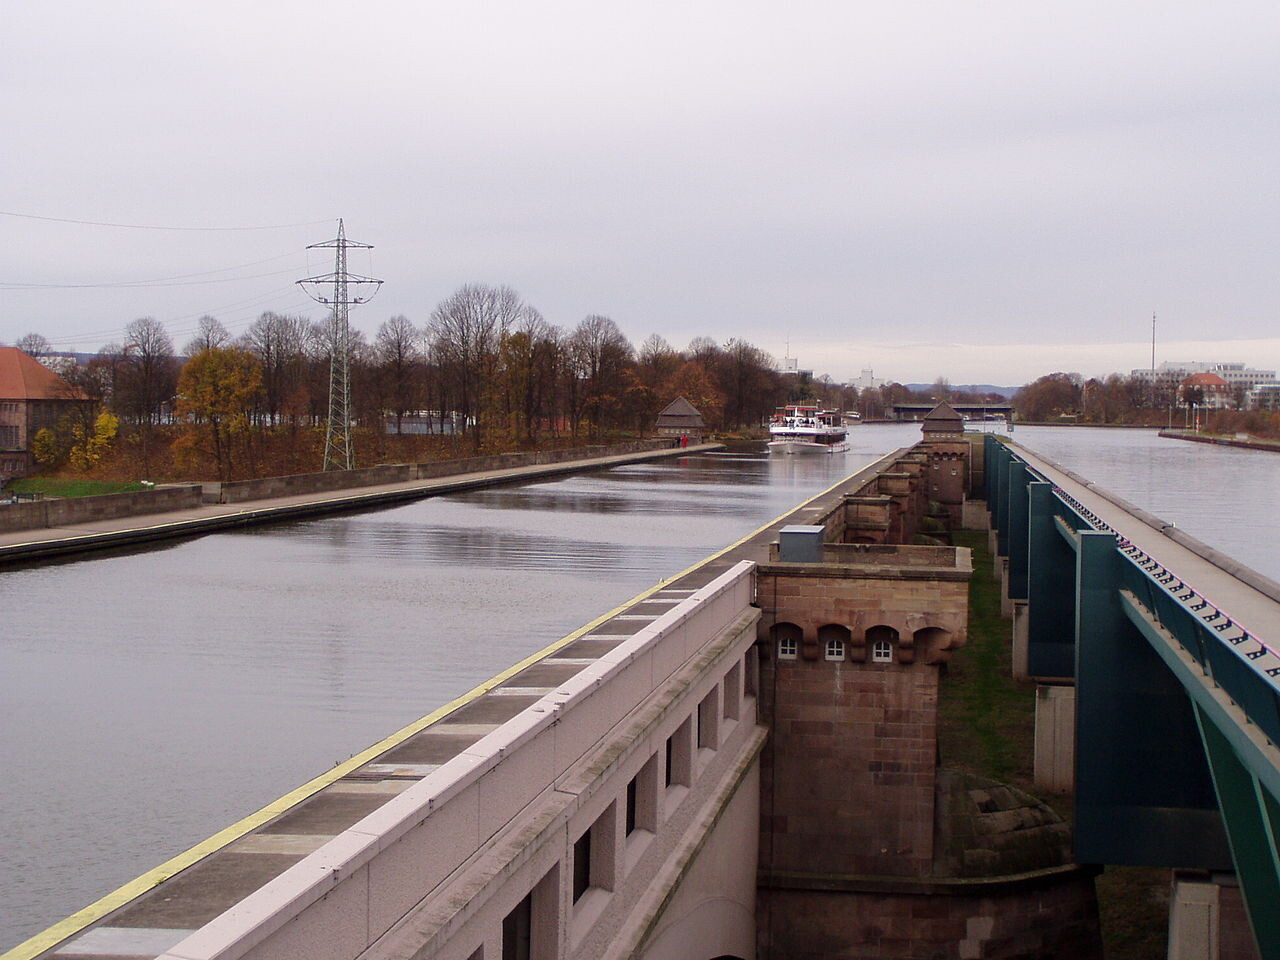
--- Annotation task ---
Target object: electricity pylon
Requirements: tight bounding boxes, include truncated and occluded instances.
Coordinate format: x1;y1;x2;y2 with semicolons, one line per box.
298;219;382;471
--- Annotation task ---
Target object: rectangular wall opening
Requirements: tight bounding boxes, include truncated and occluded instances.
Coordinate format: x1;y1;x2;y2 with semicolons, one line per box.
698;688;720;750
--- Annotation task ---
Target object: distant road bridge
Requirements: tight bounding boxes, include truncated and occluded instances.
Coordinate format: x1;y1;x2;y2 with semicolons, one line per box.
891;402;1012;421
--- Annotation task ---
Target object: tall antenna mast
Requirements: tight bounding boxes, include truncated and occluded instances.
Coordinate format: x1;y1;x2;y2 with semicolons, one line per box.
1151;311;1157;409
298;219;382;471
1151;311;1157;374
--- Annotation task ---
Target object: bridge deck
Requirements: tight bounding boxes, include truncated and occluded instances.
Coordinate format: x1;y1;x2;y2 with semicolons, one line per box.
1012;442;1280;647
8;449;907;960
0;444;721;565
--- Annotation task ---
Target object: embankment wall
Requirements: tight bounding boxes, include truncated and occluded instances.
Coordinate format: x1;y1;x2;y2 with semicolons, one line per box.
0;485;203;534
0;440;676;536
209;439;672;503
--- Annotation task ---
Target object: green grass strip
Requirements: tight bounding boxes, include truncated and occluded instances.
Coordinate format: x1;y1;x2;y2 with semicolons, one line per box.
8;478;148;498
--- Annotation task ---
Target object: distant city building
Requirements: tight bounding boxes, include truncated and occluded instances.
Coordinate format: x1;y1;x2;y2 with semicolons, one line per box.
0;346;87;480
1131;361;1276;394
1248;381;1280;412
779;355;813;378
851;368;884;393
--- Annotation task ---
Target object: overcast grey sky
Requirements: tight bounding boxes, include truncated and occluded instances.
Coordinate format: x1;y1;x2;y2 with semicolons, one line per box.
4;1;1278;385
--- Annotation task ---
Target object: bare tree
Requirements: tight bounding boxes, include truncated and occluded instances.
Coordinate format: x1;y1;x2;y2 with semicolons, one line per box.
375;315;423;434
183;316;231;355
497;308;562;443
686;336;721;367
240;312;309;425
719;338;780;429
427;284;526;448
15;332;50;357
570;314;634;439
117;318;177;474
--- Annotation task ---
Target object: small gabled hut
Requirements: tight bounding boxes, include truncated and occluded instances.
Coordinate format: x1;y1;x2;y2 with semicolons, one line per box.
654;396;705;441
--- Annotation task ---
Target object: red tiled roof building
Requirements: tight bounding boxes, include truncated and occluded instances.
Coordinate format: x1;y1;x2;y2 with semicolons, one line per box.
1180;371;1233;410
0;346;85;480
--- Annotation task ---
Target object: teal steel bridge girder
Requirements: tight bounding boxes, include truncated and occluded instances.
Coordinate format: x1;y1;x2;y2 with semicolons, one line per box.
983;434;1280;960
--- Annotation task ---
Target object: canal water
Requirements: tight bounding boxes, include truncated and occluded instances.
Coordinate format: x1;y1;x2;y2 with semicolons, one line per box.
2;423;1277;949
1006;426;1280;583
0;427;920;949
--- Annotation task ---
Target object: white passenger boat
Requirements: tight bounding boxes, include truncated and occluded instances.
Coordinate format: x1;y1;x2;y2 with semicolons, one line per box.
767;405;849;454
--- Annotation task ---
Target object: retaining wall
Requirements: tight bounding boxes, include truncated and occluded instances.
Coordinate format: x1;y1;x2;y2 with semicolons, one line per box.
210;439;673;503
0;485;203;534
1158;429;1280;454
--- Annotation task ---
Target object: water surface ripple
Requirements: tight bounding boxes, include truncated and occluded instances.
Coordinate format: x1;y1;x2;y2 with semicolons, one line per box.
0;435;917;948
2;425;1276;948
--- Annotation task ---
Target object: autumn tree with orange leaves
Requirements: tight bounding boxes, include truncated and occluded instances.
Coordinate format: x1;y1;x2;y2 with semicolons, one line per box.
175;347;264;481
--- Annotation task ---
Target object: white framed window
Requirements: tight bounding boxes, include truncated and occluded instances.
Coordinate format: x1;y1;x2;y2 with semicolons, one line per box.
824;638;845;661
871;639;893;663
778;637;797;660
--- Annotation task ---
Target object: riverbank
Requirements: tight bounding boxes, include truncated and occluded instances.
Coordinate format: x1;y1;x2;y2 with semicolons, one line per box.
1158;429;1280;454
0;441;720;565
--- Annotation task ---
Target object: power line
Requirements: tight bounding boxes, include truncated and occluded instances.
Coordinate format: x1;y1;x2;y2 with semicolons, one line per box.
37;287;317;347
1;265;305;290
0;210;333;232
0;252;301;289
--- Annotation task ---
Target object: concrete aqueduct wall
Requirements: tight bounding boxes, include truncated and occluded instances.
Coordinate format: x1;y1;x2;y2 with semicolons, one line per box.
209;440;673;504
0;441;674;534
156;562;762;960
0;484;203;534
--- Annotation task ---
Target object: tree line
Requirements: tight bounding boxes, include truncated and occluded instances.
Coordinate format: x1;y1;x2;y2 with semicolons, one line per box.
15;284;889;480
1012;370;1280;439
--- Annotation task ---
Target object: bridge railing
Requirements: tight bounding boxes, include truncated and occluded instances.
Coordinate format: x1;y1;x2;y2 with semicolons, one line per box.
985;434;1280;958
1049;484;1280;746
986;434;1280;740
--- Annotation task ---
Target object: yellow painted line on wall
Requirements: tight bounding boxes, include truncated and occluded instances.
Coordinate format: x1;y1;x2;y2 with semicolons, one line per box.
3;446;898;960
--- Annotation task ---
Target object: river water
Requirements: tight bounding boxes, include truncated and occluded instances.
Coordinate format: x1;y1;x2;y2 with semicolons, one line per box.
1;423;1276;949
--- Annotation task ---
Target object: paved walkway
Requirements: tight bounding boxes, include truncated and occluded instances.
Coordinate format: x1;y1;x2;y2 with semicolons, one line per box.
7;448;907;960
0;445;721;565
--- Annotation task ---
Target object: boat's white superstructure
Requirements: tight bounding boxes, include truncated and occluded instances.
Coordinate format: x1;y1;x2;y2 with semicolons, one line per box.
767;405;848;454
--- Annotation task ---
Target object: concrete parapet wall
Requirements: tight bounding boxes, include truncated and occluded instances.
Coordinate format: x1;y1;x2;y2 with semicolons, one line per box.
0;485;203;534
214;464;413;503
210;440;673;504
156;561;760;960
